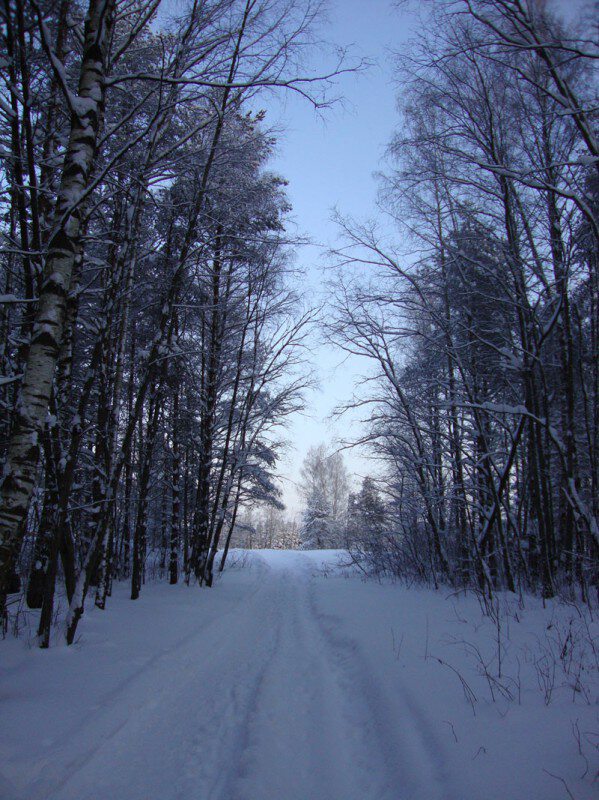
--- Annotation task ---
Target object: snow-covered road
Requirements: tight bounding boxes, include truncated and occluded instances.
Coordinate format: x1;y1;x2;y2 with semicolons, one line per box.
1;550;596;800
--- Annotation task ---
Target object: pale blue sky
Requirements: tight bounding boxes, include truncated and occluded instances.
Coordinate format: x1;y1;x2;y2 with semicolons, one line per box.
261;1;417;514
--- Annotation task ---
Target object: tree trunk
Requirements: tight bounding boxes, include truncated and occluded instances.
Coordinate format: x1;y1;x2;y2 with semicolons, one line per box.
0;0;114;604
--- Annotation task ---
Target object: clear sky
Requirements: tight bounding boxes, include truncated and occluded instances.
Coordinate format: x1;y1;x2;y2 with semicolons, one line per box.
260;1;417;515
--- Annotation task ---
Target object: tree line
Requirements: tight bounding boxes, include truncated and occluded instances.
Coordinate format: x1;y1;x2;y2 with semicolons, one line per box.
330;0;598;600
0;0;345;645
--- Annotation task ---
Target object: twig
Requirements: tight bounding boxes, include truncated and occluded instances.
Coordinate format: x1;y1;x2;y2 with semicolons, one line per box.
542;769;575;800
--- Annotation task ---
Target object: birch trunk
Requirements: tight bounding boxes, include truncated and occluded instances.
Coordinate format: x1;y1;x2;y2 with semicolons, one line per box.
0;0;114;601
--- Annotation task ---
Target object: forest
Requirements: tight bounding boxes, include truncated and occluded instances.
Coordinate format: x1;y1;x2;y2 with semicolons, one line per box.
0;0;335;645
0;0;597;797
327;0;598;603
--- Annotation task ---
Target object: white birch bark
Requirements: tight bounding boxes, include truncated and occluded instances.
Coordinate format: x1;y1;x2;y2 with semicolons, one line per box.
0;0;114;597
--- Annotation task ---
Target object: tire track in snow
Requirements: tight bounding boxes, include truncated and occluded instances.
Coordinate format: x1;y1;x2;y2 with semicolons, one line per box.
19;565;272;799
309;582;454;800
185;577;286;800
216;563;363;800
36;565;282;800
219;554;448;800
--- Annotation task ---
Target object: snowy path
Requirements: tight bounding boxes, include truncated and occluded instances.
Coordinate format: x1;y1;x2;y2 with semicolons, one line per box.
15;551;438;800
1;550;596;800
211;552;437;800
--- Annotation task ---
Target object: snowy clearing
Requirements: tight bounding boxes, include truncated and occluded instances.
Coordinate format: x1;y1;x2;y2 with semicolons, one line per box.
1;549;597;800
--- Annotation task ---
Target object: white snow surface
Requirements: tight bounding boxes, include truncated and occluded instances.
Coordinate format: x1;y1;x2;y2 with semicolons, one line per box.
1;549;597;800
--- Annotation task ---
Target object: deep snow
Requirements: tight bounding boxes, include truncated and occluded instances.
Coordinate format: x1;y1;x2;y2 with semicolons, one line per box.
0;549;597;799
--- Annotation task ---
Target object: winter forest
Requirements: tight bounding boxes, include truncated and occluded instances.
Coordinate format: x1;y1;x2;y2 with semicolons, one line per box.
1;0;598;798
